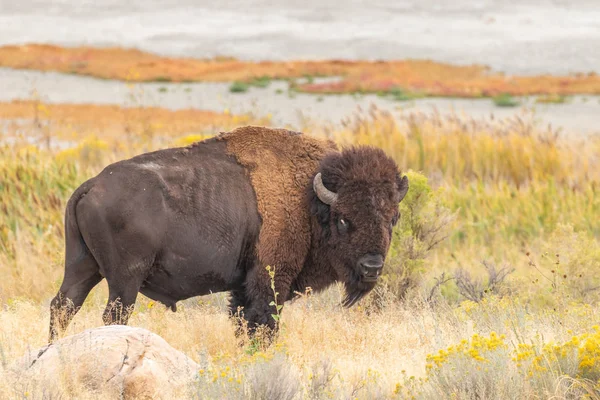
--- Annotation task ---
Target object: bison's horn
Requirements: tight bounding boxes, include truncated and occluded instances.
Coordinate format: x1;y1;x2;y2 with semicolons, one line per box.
313;172;338;205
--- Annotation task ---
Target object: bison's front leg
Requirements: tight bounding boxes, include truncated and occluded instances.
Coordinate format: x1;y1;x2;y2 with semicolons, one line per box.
228;289;251;338
242;264;295;338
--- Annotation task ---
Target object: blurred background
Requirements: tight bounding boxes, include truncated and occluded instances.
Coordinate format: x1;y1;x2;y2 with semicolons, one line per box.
1;0;599;135
2;0;600;72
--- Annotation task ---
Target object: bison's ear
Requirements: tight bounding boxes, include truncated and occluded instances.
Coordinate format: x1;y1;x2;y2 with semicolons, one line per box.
397;174;409;203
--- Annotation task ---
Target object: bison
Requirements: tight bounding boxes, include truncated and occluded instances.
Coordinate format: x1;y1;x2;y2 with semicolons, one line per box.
49;126;409;342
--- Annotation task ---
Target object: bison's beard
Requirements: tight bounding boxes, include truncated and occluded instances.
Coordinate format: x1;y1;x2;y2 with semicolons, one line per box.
342;279;377;308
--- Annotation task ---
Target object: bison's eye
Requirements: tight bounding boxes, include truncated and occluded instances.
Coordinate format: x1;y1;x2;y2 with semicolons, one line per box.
337;218;350;235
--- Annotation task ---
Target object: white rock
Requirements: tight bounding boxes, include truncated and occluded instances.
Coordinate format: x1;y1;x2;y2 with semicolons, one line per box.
8;325;199;399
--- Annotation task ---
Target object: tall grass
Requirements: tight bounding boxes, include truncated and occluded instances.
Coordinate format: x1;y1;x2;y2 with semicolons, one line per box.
1;105;600;398
331;107;600;188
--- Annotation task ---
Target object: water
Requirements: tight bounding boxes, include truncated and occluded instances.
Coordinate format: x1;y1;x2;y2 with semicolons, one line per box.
1;0;599;75
1;68;599;135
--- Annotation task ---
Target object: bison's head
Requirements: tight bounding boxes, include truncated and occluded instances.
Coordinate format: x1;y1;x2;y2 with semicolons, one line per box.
310;146;409;307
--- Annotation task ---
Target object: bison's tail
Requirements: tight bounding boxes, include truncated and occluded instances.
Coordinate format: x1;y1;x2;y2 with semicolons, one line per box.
63;183;93;263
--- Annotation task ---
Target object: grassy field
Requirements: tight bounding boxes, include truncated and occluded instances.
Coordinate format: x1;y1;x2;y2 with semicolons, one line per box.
1;101;600;399
2;44;600;98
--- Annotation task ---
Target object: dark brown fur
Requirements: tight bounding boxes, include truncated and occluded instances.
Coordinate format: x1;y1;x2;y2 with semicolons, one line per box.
48;126;408;342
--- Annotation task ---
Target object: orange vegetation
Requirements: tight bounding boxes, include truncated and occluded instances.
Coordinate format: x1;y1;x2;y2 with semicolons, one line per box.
0;100;265;141
1;44;599;97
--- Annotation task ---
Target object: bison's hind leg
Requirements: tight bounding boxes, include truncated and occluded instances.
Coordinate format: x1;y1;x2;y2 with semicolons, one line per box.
102;274;146;327
49;253;103;343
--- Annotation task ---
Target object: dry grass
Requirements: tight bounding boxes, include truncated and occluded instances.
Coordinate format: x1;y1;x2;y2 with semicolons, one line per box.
0;100;270;146
1;44;600;97
1;101;600;398
2;292;598;399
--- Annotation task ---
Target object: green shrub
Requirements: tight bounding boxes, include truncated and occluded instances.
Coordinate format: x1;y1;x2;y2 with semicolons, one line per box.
381;171;456;300
229;81;249;93
492;93;520;107
249;76;271;88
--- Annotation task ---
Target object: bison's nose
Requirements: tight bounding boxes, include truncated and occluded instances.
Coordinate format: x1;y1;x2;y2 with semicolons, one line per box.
358;254;384;282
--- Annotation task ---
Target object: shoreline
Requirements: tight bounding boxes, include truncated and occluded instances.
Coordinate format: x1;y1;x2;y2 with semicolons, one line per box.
1;44;599;99
2;0;600;76
1;68;599;137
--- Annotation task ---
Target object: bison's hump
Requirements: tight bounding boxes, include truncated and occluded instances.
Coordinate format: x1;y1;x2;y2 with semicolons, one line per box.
219;126;337;274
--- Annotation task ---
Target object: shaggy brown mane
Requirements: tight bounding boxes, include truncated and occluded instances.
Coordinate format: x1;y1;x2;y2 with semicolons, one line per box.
304;145;407;307
217;126;337;287
318;145;401;195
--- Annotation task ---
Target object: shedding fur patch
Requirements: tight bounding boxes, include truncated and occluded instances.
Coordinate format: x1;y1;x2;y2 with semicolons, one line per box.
217;126;337;277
